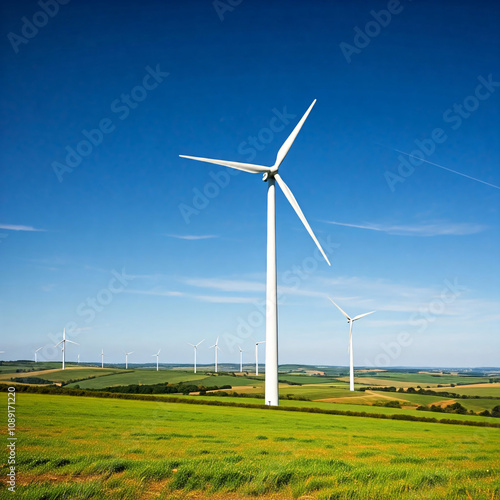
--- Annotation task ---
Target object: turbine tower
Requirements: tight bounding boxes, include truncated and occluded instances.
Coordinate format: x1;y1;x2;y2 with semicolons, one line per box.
152;349;161;371
54;328;79;370
125;351;134;370
328;298;375;391
209;337;221;373
34;347;42;363
238;345;244;373
188;339;205;374
101;349;104;368
180;100;330;405
254;340;265;376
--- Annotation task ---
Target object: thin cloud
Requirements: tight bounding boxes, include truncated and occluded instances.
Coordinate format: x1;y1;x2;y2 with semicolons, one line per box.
324;220;486;236
193;295;258;304
182;277;265;293
394;149;500;190
124;289;185;297
124;288;256;304
165;234;218;240
0;224;45;232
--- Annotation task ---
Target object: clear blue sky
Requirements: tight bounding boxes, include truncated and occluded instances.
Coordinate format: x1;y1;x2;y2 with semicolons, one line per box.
1;0;498;367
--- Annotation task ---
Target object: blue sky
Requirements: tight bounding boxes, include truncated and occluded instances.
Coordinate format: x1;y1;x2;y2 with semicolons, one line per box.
0;0;498;367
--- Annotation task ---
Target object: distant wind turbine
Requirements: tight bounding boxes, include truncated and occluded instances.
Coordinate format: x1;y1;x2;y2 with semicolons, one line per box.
101;349;104;368
54;328;79;370
152;349;161;371
328;298;375;391
180;100;330;406
238;345;244;373
209;337;222;373
34;347;42;363
125;351;134;370
254;340;266;376
188;339;205;374
77;354;80;364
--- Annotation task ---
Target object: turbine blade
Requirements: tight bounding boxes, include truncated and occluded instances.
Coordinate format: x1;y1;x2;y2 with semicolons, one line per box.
179;155;269;174
66;340;79;345
352;311;376;321
54;341;63;347
275;174;330;265
196;339;205;347
328;298;351;321
274;100;316;168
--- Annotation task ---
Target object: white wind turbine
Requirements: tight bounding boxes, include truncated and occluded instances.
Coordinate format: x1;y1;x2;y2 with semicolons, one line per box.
101;349;104;368
209;337;222;373
77;354;80;364
254;340;266;376
180;100;330;405
54;328;79;370
238;345;244;373
34;347;42;363
125;351;134;370
328;298;375;391
188;339;205;374
152;349;161;371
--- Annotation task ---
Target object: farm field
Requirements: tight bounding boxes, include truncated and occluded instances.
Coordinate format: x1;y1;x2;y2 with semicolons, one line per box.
171;394;500;424
64;370;208;389
2;392;499;499
3;363;499;419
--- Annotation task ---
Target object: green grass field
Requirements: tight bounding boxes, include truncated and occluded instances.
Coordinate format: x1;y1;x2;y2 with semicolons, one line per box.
2;392;499;499
64;370;208;388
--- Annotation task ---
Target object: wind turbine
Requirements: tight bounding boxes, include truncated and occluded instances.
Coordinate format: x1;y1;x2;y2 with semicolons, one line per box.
328;298;375;391
34;347;42;363
54;328;79;370
209;337;222;373
101;349;104;368
254;340;266;376
238;345;244;373
180;100;330;406
188;339;205;374
125;351;134;370
152;349;161;371
77;354;80;364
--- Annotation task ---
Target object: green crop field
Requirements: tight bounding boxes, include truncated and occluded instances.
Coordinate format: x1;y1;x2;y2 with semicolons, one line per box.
433;384;500;397
347;372;490;387
2;392;499;499
65;370;208;389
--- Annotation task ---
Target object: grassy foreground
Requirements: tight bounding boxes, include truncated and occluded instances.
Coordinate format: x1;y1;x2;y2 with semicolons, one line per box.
1;393;499;499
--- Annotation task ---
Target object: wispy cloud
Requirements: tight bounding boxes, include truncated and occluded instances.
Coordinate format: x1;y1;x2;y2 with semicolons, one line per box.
324;220;486;236
182;277;265;293
124;287;256;304
0;224;45;232
165;234;218;240
193;295;258;304
124;289;185;297
394;149;500;190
